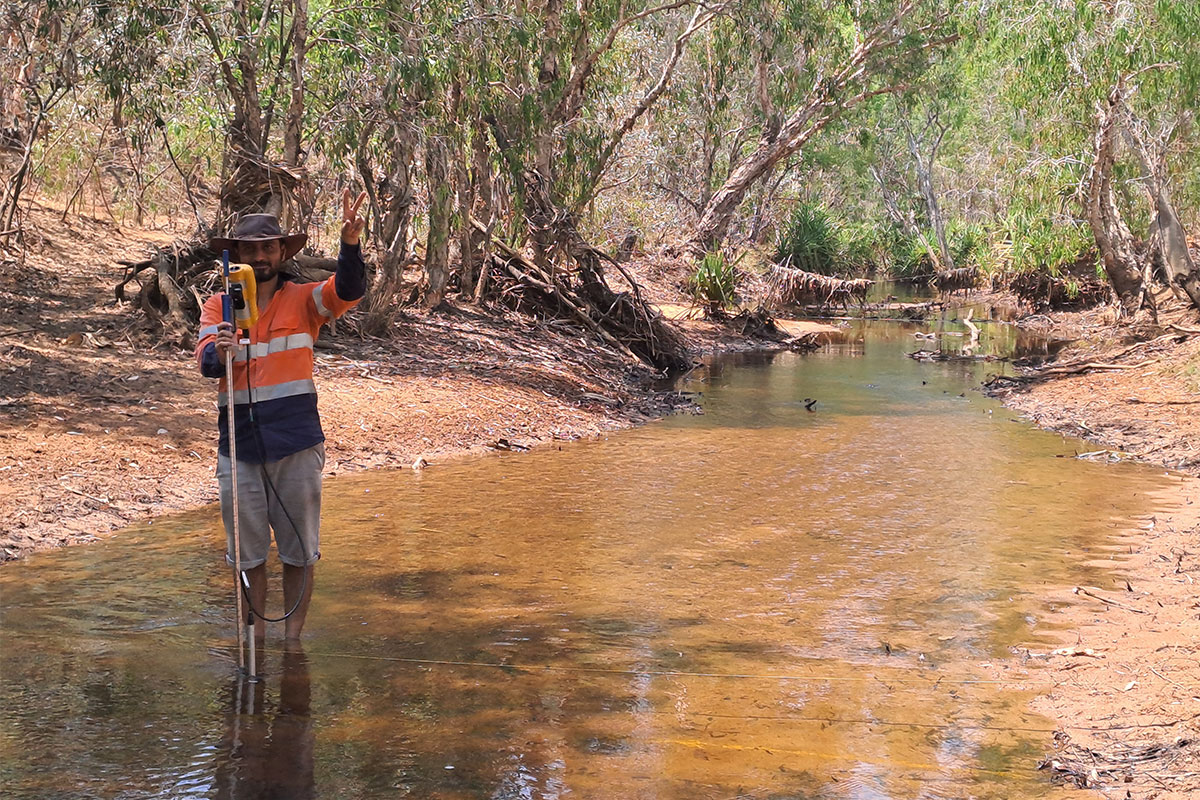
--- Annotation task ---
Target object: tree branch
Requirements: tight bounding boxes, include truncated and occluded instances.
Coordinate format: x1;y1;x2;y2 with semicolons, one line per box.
552;0;696;123
577;4;724;208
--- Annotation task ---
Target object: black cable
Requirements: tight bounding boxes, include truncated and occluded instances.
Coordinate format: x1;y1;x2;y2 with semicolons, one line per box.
234;337;310;624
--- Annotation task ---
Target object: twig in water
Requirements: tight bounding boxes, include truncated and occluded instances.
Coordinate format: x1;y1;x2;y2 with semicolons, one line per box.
1074;586;1149;614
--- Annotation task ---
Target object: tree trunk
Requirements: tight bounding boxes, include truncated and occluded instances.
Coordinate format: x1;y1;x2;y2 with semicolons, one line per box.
424;136;452;308
1154;187;1200;310
282;0;312;228
905;121;954;271
1123;121;1200;311
1085;88;1144;314
357;120;415;333
200;0;308;230
456;146;477;295
472;123;495;304
688;2;930;255
0;101;43;244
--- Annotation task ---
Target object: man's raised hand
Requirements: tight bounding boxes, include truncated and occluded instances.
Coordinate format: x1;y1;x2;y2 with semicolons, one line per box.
341;189;367;245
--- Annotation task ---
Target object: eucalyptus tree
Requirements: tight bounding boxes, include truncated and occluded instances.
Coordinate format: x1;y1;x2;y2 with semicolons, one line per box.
861;56;968;275
315;0;716;312
686;0;961;256
190;0;313;230
999;0;1200;314
0;0;107;246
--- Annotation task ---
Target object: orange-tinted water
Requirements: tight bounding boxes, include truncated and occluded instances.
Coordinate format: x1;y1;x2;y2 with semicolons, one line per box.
0;324;1174;798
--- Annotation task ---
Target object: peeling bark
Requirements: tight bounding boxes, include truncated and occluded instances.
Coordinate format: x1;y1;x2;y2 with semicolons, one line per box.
689;1;939;255
1085;87;1144;315
424;136;452;308
1123;120;1200;312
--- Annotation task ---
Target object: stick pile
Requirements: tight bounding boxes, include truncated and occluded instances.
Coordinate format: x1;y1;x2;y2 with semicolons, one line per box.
466;172;690;372
934;266;978;294
1010;269;1111;310
765;264;872;309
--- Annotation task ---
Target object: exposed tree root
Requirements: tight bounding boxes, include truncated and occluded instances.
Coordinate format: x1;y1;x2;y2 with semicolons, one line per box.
934;266;978;294
764;264;872;309
469;173;690;373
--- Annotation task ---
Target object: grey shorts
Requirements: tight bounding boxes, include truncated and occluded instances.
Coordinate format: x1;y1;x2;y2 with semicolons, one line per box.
217;443;325;570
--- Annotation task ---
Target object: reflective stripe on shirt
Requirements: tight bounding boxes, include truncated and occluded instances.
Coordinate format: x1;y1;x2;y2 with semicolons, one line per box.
219;378;317;407
231;332;315;363
312;284;331;318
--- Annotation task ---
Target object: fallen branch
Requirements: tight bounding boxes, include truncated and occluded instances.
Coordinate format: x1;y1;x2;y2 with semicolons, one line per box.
765;263;872;309
478;221;641;362
1040;358;1160;376
1074;585;1149;614
1125;396;1200;405
469;194;689;372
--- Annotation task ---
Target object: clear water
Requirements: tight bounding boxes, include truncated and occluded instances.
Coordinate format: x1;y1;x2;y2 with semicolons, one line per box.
0;322;1174;799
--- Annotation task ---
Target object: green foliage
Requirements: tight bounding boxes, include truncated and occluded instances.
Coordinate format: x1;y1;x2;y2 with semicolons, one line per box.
774;203;840;275
687;251;738;309
7;0;1199;316
880;223;988;280
774;203;892;277
947;222;988;270
836;221;891;273
1002;215;1095;277
887;231;935;280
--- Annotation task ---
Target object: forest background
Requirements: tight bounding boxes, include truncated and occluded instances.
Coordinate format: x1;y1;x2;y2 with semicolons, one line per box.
2;0;1199;359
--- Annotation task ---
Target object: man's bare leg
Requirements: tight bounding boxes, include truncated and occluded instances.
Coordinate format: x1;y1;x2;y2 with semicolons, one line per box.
282;563;314;640
242;563;268;642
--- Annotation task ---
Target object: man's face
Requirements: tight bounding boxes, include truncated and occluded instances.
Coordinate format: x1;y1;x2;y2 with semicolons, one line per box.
236;239;284;284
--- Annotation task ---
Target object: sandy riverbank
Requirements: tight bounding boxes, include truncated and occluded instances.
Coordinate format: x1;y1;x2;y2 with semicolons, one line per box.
984;299;1200;797
0;206;836;561
0;235;697;560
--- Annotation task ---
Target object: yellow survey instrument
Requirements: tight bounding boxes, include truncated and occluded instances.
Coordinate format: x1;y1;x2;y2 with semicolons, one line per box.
225;263;259;331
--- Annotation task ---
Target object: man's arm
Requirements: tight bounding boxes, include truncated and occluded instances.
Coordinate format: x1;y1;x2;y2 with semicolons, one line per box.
334;241;366;302
336;188;367;302
311;189;369;320
196;296;225;378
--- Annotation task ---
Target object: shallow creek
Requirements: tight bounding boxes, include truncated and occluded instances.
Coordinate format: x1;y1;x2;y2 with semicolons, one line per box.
0;319;1178;799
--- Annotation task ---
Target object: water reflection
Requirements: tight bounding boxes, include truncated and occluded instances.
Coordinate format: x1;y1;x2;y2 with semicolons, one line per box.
214;647;314;800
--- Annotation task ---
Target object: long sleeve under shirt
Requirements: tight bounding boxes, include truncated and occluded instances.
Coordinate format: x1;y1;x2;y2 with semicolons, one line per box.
196;242;366;462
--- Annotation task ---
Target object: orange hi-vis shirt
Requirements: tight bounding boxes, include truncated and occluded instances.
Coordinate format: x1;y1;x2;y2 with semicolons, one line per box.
196;251;364;462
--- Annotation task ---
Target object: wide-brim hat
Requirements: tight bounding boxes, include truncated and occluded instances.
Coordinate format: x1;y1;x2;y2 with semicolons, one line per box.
209;214;307;261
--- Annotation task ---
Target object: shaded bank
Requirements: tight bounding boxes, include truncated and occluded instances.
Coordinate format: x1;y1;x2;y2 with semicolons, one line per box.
0;303;696;561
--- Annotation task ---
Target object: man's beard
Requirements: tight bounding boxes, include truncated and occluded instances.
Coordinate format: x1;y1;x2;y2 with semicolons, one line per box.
252;263;279;283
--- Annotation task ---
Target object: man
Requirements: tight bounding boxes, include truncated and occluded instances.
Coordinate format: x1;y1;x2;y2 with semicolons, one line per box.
196;190;367;641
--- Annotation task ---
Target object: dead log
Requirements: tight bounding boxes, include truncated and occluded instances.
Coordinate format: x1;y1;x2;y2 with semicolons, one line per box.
934;266;978;294
484;231;641;362
1010;259;1111;311
765;264;872;309
1039;358;1160;377
961;307;980;355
